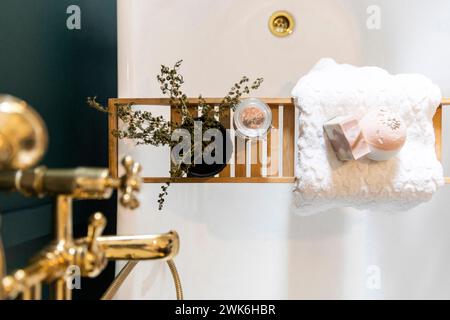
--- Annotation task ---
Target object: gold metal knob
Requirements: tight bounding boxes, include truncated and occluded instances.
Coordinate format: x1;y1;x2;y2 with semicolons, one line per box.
78;212;108;278
87;213;107;252
119;156;142;209
0;95;48;170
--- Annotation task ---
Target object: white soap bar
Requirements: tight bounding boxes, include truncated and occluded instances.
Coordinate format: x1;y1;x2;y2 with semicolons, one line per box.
323;115;371;161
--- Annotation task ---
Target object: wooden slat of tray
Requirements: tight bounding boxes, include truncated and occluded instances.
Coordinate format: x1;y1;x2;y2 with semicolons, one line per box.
235;135;247;177
143;177;295;183
219;107;231;178
434;105;442;161
109;100;119;179
250;140;261;177
283;105;295;177
436;99;450;184
267;105;280;177
111;97;293;106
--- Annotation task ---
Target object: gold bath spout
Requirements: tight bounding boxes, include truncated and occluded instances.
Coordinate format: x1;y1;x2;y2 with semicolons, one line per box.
98;232;179;261
1;214;179;300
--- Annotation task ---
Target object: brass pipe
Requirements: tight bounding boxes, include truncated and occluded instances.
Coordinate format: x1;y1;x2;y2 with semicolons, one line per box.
97;231;179;261
33;283;42;300
167;259;183;300
101;261;138;300
56;196;73;243
2;261;48;299
52;278;71;300
50;195;74;300
0;167;114;199
1;196;77;299
0;156;141;208
101;259;183;300
23;283;42;300
22;286;33;300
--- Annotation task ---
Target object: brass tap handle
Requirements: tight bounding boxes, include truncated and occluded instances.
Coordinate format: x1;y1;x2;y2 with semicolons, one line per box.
119;156;142;209
87;213;107;252
75;213;108;278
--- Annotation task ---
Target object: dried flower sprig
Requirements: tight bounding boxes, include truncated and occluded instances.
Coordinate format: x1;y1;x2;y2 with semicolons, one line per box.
89;60;263;210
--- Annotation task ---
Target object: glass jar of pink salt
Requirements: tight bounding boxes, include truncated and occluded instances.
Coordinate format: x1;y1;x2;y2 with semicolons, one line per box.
234;98;272;139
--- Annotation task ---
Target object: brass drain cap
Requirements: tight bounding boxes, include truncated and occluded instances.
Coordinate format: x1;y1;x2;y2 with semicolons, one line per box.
269;11;295;37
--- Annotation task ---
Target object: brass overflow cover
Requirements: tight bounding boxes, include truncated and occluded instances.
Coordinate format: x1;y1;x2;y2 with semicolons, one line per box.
269;11;295;37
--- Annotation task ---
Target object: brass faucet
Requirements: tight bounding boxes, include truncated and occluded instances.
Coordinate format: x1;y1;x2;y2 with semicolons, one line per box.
0;95;180;300
0;157;179;300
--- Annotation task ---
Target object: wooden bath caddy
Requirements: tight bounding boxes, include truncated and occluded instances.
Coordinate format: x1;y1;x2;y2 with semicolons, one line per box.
108;98;450;184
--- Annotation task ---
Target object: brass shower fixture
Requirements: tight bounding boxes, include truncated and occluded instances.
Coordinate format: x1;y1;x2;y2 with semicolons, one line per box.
0;155;180;300
0;95;180;300
269;10;295;37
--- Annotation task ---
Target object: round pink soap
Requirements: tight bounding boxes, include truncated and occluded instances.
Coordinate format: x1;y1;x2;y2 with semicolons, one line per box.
360;107;407;161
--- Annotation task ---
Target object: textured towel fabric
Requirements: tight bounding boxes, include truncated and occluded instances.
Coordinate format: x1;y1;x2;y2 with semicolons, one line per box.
291;58;444;216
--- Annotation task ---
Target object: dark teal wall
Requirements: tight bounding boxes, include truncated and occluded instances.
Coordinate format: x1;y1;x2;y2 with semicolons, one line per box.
0;0;117;299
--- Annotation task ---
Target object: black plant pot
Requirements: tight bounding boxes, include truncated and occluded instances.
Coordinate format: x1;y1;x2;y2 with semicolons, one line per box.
178;117;233;178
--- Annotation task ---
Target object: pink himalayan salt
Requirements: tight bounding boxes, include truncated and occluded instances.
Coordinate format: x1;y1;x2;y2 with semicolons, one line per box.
240;106;265;129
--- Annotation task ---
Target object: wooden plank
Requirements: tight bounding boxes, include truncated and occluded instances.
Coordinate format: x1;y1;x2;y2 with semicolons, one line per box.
437;102;450;184
219;106;231;177
434;105;442;162
170;104;182;127
110;97;294;106
267;105;279;177
250;140;261;177
143;177;295;183
108;99;118;178
170;105;182;173
283;104;295;177
235;135;247;177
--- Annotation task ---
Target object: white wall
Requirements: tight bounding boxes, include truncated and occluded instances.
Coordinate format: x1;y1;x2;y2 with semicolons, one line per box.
116;0;450;299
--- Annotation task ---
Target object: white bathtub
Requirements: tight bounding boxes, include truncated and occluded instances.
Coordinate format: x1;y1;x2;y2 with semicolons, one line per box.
116;0;450;299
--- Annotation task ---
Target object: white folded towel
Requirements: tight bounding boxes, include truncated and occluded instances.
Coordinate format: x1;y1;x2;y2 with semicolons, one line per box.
291;58;444;216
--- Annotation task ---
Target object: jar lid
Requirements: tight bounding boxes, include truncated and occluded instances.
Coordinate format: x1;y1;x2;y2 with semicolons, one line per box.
234;98;272;139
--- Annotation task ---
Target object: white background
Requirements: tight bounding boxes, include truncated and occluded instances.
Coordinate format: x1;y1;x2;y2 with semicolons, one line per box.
116;0;450;299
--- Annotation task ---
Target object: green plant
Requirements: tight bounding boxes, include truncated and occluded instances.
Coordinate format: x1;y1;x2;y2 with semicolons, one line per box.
89;60;263;210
